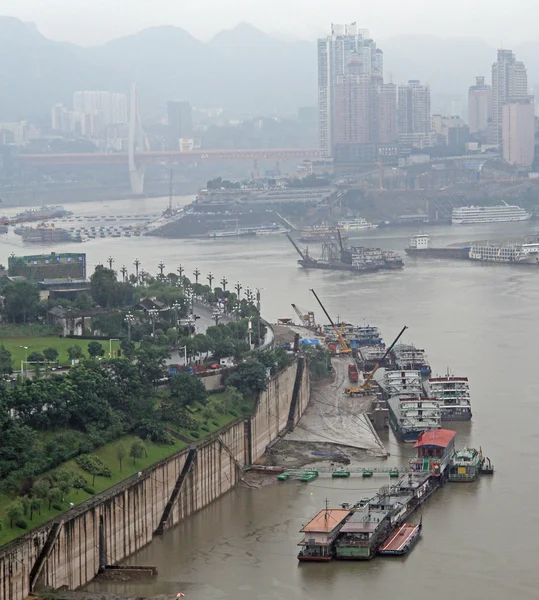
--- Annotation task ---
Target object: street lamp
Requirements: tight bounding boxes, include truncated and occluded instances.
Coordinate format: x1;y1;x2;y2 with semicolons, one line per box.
245;287;254;304
158;261;166;278
220;276;228;291
212;307;221;326
133;258;141;285
256;288;263;345
148;308;159;337
178;345;188;366
20;345;31;377
207;271;214;290
120;265;128;282
177;265;184;283
193;268;200;284
107;256;114;270
235;281;242;299
124;312;135;342
248;318;253;349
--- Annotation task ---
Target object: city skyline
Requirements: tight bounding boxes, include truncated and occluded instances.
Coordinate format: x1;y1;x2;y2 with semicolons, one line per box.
2;0;539;46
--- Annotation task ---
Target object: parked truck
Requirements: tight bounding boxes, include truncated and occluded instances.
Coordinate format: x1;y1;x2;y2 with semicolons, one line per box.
348;363;359;383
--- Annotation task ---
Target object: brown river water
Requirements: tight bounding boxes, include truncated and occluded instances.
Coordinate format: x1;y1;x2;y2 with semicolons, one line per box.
2;197;538;599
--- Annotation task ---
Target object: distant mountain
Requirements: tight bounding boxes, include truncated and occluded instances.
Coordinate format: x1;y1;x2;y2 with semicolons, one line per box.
1;17;539;121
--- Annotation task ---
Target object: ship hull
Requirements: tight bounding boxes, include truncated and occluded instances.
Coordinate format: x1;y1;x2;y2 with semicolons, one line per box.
440;409;472;421
453;215;530;224
405;247;470;259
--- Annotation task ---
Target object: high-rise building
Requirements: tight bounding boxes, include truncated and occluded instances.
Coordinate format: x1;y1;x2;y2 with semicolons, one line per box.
376;83;398;143
72;91;128;136
167;101;193;150
502;98;535;167
317;24;383;157
333;58;371;145
492;50;528;147
398;80;431;135
468;77;492;135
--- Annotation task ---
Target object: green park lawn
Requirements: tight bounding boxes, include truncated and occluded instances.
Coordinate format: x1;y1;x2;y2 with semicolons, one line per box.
0;435;185;545
0;337;120;369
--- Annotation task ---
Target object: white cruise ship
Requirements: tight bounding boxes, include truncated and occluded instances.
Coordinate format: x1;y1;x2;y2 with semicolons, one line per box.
337;217;378;231
452;202;530;224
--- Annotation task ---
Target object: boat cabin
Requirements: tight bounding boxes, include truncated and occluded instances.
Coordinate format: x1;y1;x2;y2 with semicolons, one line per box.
409;234;430;249
410;429;456;476
297;509;350;561
336;509;392;559
368;493;414;524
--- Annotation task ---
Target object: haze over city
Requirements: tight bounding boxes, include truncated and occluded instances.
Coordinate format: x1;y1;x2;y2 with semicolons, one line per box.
2;0;539;45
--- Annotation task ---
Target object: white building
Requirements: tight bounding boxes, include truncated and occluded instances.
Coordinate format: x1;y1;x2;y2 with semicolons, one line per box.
72;91;128;136
317;23;383;157
398;80;431;135
468;76;492;135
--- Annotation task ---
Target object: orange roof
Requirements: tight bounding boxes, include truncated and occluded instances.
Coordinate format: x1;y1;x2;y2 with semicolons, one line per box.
414;429;456;448
301;509;350;533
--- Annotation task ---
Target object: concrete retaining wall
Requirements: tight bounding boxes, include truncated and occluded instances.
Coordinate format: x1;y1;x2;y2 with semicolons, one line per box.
0;358;309;600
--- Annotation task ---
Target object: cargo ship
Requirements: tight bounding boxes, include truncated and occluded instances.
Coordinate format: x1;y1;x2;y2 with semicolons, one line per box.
427;371;472;421
21;224;73;243
405;234;470;259
392;344;431;376
15;205;73;220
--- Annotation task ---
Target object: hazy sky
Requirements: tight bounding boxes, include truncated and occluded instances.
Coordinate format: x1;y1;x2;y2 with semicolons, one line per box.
2;0;538;46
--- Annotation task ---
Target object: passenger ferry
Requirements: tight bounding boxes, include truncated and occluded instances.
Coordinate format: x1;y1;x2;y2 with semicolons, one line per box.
337;218;378;231
428;372;472;421
387;394;441;442
469;242;539;265
452;202;530;224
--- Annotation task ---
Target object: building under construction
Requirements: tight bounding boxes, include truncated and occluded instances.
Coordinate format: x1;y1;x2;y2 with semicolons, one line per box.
8;252;87;281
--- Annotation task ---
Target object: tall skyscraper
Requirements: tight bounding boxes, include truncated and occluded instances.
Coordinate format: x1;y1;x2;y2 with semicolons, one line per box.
73;91;127;125
397;81;431;135
492;49;528;146
468;76;492;136
502;98;535;167
376;83;398;143
317;24;383;157
167;101;192;150
333;58;371;145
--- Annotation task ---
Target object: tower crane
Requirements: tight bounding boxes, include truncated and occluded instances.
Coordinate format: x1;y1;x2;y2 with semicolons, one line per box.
309;288;352;354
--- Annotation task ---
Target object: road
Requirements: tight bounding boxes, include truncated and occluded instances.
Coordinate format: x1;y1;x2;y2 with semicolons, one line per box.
285;357;386;455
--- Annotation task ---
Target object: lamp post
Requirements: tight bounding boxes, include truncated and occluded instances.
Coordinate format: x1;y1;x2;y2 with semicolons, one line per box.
245;287;254;304
193;268;200;284
107;256;114;270
158;261;166;278
20;345;30;377
248;318;253;349
212;307;221;326
120;265;128;282
178;345;188;366
207;271;214;290
256;288;262;345
177;264;184;284
148;309;159;337
235;281;242;299
124;312;135;342
220;276;228;291
133;258;141;285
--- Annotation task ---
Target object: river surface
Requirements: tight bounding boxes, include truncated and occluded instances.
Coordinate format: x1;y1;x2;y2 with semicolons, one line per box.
5;196;539;599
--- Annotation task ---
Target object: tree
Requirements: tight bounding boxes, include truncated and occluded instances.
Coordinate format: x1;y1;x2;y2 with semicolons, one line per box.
115;442;127;471
33;479;50;506
43;347;59;363
27;351;45;363
90;266;133;308
67;345;84;362
3;280;40;323
227;359;267;397
0;345;12;375
47;487;61;509
120;339;136;358
74;292;95;311
211;339;236;361
87;341;105;358
56;468;74;501
30;497;41;520
170;372;207;407
72;475;87;494
6;500;23;528
129;439;145;465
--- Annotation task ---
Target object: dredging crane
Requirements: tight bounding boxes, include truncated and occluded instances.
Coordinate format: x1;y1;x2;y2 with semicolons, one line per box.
309;288;352;354
346;325;408;394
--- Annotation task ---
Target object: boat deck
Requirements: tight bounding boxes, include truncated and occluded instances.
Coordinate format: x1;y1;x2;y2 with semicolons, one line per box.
379;523;421;555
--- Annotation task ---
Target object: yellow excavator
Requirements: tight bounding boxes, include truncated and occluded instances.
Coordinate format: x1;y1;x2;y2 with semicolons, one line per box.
345;325;408;395
309;289;352;354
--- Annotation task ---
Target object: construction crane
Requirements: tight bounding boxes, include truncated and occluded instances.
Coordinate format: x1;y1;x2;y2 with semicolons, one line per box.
291;304;316;330
286;233;306;261
346;325;408;395
309;288;352;354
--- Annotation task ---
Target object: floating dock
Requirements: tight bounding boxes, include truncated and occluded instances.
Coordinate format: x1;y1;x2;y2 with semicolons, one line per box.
379;522;422;556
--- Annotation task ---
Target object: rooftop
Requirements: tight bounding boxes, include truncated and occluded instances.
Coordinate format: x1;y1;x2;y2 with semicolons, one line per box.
340;510;388;533
301;509;350;533
414;429;456;449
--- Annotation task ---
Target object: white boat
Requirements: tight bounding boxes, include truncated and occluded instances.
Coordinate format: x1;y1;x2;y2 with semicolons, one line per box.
427;372;472;421
469;242;539;264
338;218;378;231
452;202;530;224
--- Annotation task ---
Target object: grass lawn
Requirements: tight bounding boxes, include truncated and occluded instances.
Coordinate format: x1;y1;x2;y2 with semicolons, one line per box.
0;337;121;369
166;390;256;441
0;434;185;546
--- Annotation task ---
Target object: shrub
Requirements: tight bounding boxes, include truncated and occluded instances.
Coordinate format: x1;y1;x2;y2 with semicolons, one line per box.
15;519;28;530
229;409;238;417
82;486;95;495
75;454;112;478
52;504;62;511
212;420;219;427
190;431;200;439
200;425;210;432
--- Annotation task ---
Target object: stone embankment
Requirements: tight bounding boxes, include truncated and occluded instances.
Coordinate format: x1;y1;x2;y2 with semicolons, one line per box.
0;358;309;600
